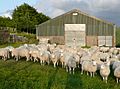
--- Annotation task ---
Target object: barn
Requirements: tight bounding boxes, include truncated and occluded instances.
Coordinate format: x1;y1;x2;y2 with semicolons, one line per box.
36;9;116;47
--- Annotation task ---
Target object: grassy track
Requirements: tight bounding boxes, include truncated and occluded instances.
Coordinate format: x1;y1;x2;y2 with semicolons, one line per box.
0;59;120;89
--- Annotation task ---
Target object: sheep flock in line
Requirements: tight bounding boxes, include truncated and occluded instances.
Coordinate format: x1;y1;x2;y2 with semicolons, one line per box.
1;43;120;83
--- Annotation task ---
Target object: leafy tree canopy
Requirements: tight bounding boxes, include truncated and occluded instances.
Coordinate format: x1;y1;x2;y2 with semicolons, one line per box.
12;3;50;33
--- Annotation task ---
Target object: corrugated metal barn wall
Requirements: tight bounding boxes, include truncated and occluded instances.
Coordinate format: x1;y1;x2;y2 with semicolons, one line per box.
36;9;115;45
37;11;114;36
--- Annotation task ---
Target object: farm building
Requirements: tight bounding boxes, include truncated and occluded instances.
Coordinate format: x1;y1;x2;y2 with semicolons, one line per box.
36;9;116;47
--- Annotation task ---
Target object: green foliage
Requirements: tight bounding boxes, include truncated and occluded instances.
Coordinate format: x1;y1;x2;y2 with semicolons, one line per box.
12;3;50;34
0;60;120;89
0;16;14;27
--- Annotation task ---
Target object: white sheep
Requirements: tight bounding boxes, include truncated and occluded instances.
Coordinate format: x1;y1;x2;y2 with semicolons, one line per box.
87;61;97;77
28;47;39;62
114;66;120;83
67;56;76;74
99;47;109;53
48;44;57;53
12;47;30;61
100;61;110;83
81;60;97;77
51;50;61;67
39;50;50;65
112;61;120;70
0;48;9;61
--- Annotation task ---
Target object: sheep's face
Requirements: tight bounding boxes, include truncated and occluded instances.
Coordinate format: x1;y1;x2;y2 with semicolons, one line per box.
61;53;63;57
60;50;63;53
9;48;12;52
47;44;50;47
40;53;43;56
29;51;32;54
51;54;55;59
54;44;57;47
100;65;105;69
93;61;97;66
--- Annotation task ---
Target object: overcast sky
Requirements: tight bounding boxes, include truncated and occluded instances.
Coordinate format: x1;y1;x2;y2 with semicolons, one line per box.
0;0;120;26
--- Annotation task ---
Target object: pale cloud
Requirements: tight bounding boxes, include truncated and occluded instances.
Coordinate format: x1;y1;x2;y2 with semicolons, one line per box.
3;13;12;19
24;0;120;25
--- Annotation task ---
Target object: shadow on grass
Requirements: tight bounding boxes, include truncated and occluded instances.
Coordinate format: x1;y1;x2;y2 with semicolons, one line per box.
46;67;58;89
65;68;83;89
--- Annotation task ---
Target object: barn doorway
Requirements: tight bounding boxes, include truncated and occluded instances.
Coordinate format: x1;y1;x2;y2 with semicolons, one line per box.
65;24;86;47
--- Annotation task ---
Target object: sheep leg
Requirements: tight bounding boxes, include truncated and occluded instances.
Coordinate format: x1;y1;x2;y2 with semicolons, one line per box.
102;77;105;81
54;62;56;68
81;69;83;74
116;78;119;83
87;72;89;76
3;56;6;61
15;57;18;61
105;77;108;83
56;62;58;66
43;60;45;65
47;60;50;65
90;72;92;77
66;66;68;72
30;56;32;61
69;67;71;74
35;58;38;62
93;72;95;77
40;60;43;65
62;62;64;68
33;58;35;62
26;57;29;61
73;68;75;74
36;58;38;62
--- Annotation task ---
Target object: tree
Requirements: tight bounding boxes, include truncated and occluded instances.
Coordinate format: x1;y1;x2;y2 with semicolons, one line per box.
0;16;13;27
36;13;50;24
12;3;50;34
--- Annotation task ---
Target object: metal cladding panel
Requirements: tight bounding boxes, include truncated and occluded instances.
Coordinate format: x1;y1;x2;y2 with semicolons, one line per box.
65;24;86;31
65;24;86;47
98;36;105;46
106;36;112;46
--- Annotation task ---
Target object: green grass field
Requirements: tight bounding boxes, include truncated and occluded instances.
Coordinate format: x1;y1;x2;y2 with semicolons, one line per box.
0;59;120;89
0;29;120;89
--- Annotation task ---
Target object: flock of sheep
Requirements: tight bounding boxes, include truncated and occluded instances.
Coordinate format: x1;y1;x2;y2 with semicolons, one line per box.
0;43;120;83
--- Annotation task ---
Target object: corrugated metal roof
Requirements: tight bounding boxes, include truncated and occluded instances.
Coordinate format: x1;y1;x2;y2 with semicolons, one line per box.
37;9;114;27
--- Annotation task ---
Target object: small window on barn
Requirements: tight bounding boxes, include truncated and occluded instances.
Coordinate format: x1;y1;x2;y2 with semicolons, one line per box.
73;12;78;16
